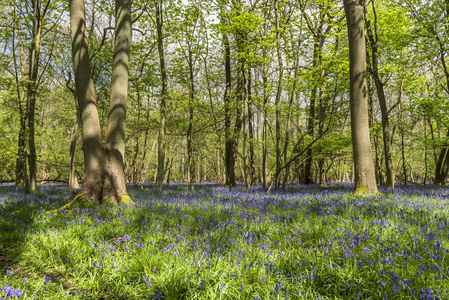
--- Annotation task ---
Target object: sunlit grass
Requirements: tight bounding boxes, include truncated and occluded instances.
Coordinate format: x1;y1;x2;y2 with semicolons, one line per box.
1;183;449;299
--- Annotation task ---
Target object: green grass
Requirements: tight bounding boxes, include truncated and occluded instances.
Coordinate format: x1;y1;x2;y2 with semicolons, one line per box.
1;183;449;299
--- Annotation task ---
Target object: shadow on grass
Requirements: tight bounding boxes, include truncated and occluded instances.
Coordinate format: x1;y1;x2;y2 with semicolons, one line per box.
0;184;78;290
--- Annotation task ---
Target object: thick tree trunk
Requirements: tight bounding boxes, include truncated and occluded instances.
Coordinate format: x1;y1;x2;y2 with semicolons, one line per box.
155;0;167;191
69;0;132;204
344;0;378;195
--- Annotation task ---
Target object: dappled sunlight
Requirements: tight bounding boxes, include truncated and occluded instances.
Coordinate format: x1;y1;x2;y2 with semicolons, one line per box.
1;183;449;298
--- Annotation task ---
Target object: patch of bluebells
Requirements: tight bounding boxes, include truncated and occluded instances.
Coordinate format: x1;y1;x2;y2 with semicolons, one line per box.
1;283;23;299
2;183;449;298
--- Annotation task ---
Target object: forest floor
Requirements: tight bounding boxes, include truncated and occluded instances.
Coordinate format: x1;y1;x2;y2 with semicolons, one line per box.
0;182;448;299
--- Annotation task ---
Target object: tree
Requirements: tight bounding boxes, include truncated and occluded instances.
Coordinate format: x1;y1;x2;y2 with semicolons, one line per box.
344;0;378;194
220;7;237;188
168;1;205;190
154;0;167;191
364;0;394;189
274;0;283;190
7;0;48;192
69;0;133;204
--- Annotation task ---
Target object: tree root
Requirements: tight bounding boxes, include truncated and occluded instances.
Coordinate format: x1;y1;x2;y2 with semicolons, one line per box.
47;193;134;215
104;194;135;205
355;185;377;197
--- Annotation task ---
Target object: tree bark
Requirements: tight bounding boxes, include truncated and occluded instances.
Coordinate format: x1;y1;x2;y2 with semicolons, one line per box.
187;47;195;191
68;88;80;191
262;47;269;188
242;76;249;188
130;81;141;183
424;116;428;184
283;34;302;189
25;0;45;192
233;3;245;188
344;0;378;195
304;39;321;185
140;93;152;186
13;5;29;190
274;0;283;190
223;27;236;187
398;86;407;185
434;129;449;185
318;49;326;187
155;0;167;191
433;2;449;185
247;68;256;186
69;0;132;204
364;0;394;189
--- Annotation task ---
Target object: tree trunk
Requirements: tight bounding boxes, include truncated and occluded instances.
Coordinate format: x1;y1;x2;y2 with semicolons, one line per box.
318;54;326;187
304;40;320;185
262;47;269;188
166;158;173;185
223;28;236;187
130;81;141;183
253;66;263;185
155;0;167;191
68;91;80;191
274;0;283;190
242;80;250;188
247;68;256;186
16;113;28;189
434;129;449;185
233;4;245;188
140;94;152;186
283;35;302;189
424;116;428;184
14;7;29;190
187;48;195;191
69;0;133;204
434;3;449;185
25;0;44;192
344;0;378;195
364;0;394;189
367;77;384;185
